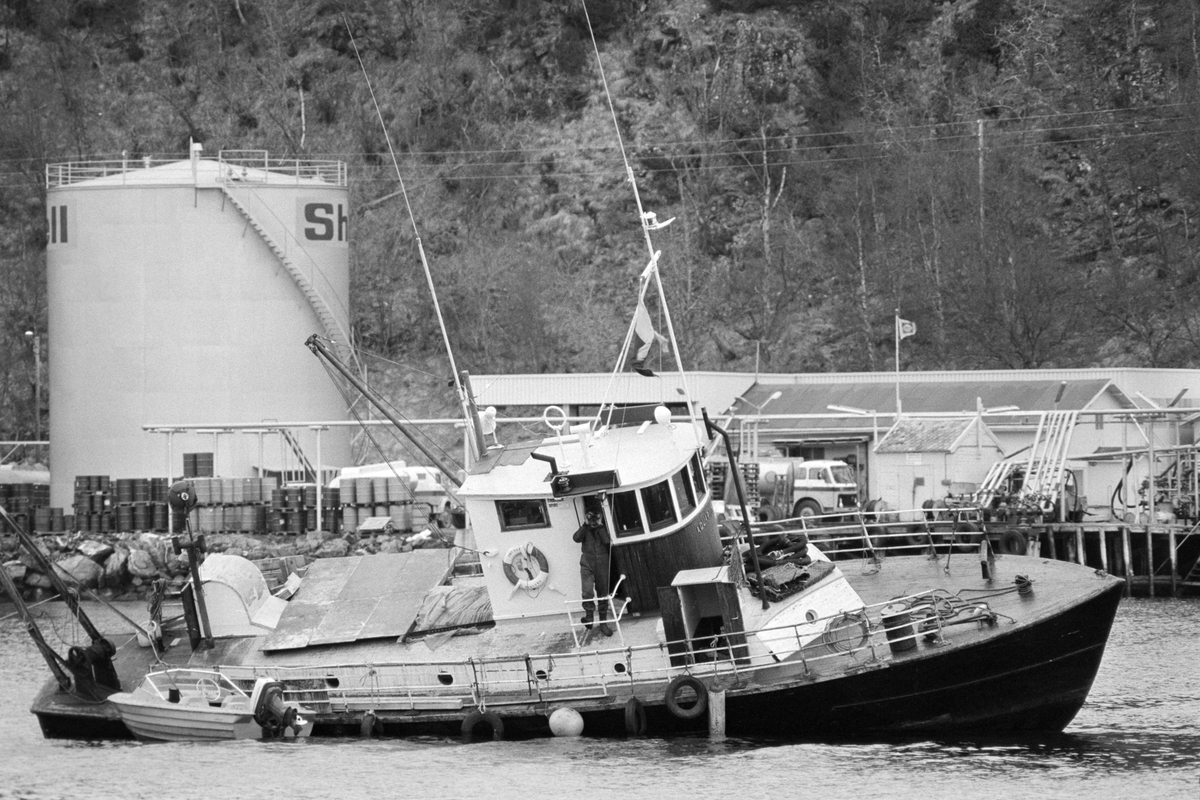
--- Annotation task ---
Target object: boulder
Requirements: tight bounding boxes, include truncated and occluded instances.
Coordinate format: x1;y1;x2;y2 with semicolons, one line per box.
4;560;26;582
18;540;54;571
314;538;350;559
102;549;129;587
54;553;103;589
25;571;53;589
128;548;159;579
77;539;115;564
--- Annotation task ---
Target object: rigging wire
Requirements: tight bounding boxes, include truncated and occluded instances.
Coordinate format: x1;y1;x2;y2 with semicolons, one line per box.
343;14;481;463
313;346;463;481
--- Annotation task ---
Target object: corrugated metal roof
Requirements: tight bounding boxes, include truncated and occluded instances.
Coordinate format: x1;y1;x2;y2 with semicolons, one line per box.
738;379;1124;426
876;417;1001;453
472;372;756;416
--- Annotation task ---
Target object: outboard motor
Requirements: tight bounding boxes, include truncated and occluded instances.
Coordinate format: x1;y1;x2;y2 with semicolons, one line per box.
251;678;306;737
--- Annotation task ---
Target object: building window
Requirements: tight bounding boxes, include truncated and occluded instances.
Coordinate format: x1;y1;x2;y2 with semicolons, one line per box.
779;444;825;460
495;499;549;531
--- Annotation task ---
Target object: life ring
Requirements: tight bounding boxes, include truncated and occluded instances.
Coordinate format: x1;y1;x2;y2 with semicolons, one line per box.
999;529;1028;555
664;675;708;721
502;543;550;591
624;696;648;736
461;709;504;743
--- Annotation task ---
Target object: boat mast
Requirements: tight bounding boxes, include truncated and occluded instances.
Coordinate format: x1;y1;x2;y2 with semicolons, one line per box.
582;1;697;431
344;18;486;462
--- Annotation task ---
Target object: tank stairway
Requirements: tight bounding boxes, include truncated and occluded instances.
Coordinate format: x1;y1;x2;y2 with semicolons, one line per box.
280;429;316;483
218;183;361;377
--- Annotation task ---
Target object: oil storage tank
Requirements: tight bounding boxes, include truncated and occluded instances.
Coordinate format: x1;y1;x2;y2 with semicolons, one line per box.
45;148;356;508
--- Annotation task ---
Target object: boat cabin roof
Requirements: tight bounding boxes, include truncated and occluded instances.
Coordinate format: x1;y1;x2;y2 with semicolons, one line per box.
460;415;704;498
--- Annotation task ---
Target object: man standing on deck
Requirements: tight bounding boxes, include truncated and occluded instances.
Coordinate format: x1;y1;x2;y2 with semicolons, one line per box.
574;497;613;636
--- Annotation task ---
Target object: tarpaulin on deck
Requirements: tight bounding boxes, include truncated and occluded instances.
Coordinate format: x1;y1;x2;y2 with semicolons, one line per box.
262;551;453;651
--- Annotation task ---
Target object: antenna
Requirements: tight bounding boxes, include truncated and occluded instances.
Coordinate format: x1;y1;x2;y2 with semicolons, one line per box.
580;0;696;429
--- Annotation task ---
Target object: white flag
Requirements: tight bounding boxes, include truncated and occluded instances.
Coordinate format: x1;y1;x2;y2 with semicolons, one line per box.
896;317;916;340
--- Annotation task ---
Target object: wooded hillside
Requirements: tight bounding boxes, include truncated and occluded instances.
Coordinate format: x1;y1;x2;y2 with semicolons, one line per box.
2;0;1199;442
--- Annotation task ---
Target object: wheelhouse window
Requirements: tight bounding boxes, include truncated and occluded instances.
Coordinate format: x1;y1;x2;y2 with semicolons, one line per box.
611;491;644;537
495;499;549;531
641;480;677;531
672;467;696;516
689;453;707;501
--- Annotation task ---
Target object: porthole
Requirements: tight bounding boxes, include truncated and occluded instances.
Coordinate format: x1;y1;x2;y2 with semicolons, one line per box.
535;669;549;681
804;609;818;623
613;662;627;674
437;672;454;686
325;676;340;689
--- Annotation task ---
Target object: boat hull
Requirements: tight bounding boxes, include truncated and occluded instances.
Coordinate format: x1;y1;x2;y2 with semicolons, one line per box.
313;573;1124;742
30;555;1125;743
716;576;1124;739
110;698;267;743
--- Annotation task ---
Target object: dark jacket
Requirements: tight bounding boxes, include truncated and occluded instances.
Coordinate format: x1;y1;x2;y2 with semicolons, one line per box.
573;520;611;563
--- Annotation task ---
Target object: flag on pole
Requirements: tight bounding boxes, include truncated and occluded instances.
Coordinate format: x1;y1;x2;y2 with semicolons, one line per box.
896;316;916;340
629;298;669;377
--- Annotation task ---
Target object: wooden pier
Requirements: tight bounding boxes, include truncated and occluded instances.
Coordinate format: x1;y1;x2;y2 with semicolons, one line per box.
1029;523;1200;598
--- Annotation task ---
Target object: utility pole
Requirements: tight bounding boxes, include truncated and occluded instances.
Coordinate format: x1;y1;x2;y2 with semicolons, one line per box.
25;331;41;442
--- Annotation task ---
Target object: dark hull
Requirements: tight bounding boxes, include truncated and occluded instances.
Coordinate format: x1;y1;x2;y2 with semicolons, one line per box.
320;578;1124;742
31;678;132;740
720;578;1124;739
32;558;1125;743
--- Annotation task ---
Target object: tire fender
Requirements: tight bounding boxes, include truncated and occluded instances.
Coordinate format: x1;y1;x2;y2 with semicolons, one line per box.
461;709;504;743
663;675;709;721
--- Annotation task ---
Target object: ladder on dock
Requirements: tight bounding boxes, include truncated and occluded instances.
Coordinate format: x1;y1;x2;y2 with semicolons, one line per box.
975;411;1078;514
1021;410;1078;511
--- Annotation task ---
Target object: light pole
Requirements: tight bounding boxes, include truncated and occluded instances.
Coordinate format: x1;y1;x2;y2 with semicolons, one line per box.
735;390;782;459
25;331;41;443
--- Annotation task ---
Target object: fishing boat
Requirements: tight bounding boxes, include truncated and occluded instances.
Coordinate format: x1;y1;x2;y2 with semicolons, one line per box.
23;5;1123;743
107;668;313;742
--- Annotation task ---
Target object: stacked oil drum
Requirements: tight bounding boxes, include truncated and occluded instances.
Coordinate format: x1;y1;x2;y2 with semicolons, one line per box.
339;475;418;533
73;475;114;533
1;482;63;534
111;477;171;533
262;484;341;535
185;476;279;534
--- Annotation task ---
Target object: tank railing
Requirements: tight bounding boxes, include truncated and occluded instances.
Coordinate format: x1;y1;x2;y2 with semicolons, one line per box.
45;155;347;187
45;157;182;187
218;150;347;185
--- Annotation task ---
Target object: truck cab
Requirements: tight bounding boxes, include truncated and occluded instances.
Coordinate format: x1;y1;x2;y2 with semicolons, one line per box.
760;459;859;519
713;455;860;523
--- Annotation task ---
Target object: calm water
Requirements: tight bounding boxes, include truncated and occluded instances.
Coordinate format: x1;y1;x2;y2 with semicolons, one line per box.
0;598;1196;800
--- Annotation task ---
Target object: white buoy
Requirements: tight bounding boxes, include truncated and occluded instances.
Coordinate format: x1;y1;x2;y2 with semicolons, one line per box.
549;707;584;737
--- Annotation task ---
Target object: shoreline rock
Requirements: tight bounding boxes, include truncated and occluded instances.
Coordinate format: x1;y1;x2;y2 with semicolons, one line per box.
0;526;456;603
